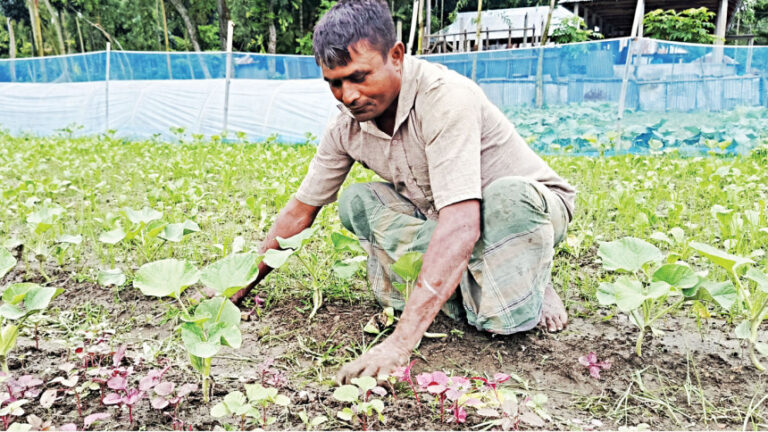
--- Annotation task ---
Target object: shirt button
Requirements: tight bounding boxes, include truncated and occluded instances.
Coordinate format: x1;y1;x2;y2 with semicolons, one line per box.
427;209;433;215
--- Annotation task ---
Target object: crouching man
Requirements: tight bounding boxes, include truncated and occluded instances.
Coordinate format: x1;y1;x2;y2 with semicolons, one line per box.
232;0;576;384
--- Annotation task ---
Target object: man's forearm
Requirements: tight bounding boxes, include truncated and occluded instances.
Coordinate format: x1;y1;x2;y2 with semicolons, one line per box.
389;200;481;350
232;197;321;303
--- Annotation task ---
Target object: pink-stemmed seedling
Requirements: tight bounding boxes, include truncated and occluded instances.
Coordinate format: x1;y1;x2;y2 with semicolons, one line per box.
148;381;198;431
392;359;420;407
416;371;450;422
578;352;611;379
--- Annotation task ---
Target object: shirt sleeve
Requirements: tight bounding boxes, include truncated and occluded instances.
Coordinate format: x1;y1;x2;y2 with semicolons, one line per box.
294;124;354;207
419;81;483;211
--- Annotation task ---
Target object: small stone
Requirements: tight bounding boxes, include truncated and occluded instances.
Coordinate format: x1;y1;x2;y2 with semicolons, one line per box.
297;390;315;403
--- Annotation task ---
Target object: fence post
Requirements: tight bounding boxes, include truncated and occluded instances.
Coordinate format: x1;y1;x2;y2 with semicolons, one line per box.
523;13;528;47
223;20;234;136
105;42;110;132
619;0;645;120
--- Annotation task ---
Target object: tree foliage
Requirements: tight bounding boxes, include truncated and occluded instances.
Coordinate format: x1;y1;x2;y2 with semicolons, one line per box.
643;7;716;44
0;0;547;58
550;16;603;44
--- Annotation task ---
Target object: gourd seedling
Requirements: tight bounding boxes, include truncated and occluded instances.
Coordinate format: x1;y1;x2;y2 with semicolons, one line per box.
134;253;261;402
0;283;64;372
596;237;708;356
263;227;326;320
690;242;768;370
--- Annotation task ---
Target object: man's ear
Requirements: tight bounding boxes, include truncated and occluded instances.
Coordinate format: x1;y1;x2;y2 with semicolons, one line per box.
389;42;405;68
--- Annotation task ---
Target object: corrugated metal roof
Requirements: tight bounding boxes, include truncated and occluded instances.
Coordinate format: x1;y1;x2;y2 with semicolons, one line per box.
435;6;576;41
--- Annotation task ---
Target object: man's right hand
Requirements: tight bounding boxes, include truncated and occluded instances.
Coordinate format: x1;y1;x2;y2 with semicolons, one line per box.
228;197;321;306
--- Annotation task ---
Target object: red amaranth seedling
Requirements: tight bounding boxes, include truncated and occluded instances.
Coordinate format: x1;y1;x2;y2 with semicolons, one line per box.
392;359;420;407
578;352;611;379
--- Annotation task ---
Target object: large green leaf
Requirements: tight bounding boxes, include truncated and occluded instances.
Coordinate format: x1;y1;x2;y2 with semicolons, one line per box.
180;323;220;358
55;234;82;245
0;304;25;320
98;268;126;287
391;251;424;282
133;259;199;299
333;385;359;403
701;280;739;310
0;248;15;280
745;268;768;293
0;324;19;356
2;283;33;305
159;220;201;243
689;242;753;273
98;227;126;245
123;206;163;225
24;286;64;311
208;321;242;349
263;248;295;269
597;277;647;312
331;232;365;254
598;237;662;272
245;383;270;402
195;297;241;328
199;253;262;297
276;227;318;250
652;264;699;289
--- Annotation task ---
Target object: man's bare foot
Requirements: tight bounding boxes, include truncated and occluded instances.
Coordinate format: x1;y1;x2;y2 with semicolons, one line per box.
539;283;568;332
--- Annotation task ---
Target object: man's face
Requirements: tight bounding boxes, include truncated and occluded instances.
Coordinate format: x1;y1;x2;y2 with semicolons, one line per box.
322;41;404;123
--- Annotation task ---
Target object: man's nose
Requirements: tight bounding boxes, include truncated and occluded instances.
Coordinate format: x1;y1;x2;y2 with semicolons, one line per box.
341;82;360;106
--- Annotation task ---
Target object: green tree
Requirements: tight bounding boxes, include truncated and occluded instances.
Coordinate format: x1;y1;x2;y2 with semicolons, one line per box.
550;15;602;44
643;7;716;44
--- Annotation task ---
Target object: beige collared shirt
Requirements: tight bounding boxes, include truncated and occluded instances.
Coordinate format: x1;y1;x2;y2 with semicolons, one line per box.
295;55;576;220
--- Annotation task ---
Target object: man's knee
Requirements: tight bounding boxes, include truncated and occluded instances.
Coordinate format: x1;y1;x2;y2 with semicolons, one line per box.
482;176;550;243
338;183;375;237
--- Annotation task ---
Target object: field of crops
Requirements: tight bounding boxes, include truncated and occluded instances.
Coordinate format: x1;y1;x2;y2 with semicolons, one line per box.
1;130;767;431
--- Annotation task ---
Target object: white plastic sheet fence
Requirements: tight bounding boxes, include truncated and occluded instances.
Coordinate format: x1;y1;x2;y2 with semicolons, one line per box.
0;38;767;145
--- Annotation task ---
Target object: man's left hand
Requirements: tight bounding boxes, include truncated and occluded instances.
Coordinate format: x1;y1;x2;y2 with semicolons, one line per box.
336;339;410;384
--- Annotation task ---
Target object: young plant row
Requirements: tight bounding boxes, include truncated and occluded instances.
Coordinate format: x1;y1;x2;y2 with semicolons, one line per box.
597;236;768;369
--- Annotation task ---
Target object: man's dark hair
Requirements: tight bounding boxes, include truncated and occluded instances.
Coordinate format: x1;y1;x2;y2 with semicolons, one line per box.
313;0;397;69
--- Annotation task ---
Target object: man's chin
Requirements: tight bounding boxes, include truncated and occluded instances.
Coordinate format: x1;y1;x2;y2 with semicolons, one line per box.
351;110;378;122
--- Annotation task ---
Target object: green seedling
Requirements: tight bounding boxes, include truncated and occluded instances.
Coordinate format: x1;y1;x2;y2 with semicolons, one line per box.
597;237;705;356
118;207;199;263
690;242;768;370
330;232;367;281
210;384;291;429
391;251;423;301
263;227;326;320
25;205;65;281
135;254;261;402
0;248;16;280
333;376;387;431
387;252;446;339
297;410;328;430
0;283;64;372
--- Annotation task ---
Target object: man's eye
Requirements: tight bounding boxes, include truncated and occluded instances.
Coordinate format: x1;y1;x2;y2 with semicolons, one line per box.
330;80;342;88
350;74;366;83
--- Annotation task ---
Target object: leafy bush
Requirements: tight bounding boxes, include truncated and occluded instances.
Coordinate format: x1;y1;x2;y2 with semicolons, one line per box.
551;16;603;44
643;7;716;43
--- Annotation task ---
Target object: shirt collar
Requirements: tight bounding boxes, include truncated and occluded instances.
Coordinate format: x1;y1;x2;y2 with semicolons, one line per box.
335;55;420;139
